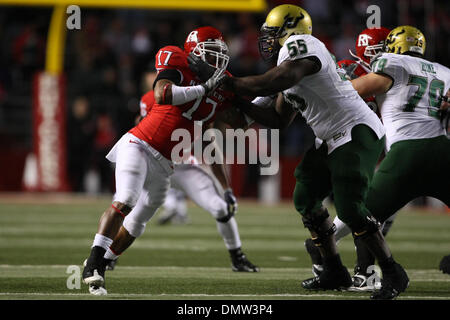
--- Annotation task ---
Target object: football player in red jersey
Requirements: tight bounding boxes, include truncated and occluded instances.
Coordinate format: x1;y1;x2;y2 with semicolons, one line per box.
104;90;259;274
340;27;390;113
304;27;397;292
82;26;254;295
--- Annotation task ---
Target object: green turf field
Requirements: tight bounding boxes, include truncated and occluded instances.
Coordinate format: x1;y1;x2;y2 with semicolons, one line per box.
0;195;449;300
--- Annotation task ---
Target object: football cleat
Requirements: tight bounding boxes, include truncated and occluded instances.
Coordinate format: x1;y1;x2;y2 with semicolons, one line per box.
347;272;377;292
231;250;260;272
312;264;324;277
439;255;450;274
157;208;178;225
88;284;107;296
371;262;409;300
105;259;116;271
82;247;107;287
302;266;352;291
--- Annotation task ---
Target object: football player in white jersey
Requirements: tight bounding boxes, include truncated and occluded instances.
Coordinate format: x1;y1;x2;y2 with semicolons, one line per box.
349;25;450;278
304;26;398;292
189;4;409;299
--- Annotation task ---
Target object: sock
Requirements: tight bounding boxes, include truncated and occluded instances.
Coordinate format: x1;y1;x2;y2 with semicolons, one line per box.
104;247;119;260
92;233;114;251
216;217;242;250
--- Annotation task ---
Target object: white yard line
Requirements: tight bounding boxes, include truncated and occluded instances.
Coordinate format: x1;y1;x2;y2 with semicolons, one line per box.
0;292;448;300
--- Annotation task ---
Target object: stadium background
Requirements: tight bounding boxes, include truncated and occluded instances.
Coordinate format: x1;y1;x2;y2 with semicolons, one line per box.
0;0;448;203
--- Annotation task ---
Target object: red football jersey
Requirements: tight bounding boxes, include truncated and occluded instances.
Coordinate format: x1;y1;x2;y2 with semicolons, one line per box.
130;45;234;160
139;90;155;118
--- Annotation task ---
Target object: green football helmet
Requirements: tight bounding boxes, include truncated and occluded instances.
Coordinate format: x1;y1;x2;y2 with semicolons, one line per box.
258;4;312;61
384;25;426;56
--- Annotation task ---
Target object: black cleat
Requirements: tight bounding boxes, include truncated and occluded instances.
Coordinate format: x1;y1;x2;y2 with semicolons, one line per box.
302;265;352;291
347;266;379;292
439;255;450;274
105;258;117;271
157;209;179;225
82;246;107;287
371;262;409;300
230;249;260;272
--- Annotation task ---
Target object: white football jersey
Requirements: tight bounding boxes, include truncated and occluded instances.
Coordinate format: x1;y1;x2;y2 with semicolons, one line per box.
372;53;449;150
277;34;385;154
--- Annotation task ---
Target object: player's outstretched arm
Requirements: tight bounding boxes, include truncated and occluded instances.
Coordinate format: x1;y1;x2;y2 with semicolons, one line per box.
351;72;393;99
233;94;296;129
223;58;319;97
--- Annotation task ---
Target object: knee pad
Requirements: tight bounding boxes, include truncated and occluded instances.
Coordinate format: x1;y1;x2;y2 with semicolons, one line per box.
216;210;234;223
352;215;381;240
215;204;234;223
123;217;147;238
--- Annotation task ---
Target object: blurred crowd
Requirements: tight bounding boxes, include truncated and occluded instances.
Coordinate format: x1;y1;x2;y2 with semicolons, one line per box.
0;0;448;193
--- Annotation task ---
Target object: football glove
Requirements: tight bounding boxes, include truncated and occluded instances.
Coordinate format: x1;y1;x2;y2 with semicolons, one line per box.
187;53;216;82
200;67;226;94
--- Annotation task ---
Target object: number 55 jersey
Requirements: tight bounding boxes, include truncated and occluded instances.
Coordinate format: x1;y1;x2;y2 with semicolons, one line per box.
277;34;386;154
130;45;234;160
371;52;450;151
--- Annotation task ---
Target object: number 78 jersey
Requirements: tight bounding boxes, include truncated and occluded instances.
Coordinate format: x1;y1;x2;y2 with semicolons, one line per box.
130;45;234;160
371;53;450;151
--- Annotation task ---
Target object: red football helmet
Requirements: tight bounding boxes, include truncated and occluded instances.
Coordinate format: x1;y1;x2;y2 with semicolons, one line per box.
184;26;229;71
349;27;390;68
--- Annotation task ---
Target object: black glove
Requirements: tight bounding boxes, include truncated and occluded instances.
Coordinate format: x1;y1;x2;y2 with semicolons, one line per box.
187;53;216;82
224;189;238;217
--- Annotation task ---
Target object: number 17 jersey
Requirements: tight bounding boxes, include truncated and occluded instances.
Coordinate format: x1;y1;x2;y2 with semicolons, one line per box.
372;53;450;151
129;45;233;160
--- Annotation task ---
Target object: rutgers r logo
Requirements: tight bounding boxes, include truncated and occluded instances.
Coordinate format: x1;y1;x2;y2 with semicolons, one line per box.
358;34;371;47
187;31;198;43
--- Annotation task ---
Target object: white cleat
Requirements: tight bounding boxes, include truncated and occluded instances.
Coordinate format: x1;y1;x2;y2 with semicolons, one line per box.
82;259;105;287
89;284;107;296
347;273;380;292
83;269;105;287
